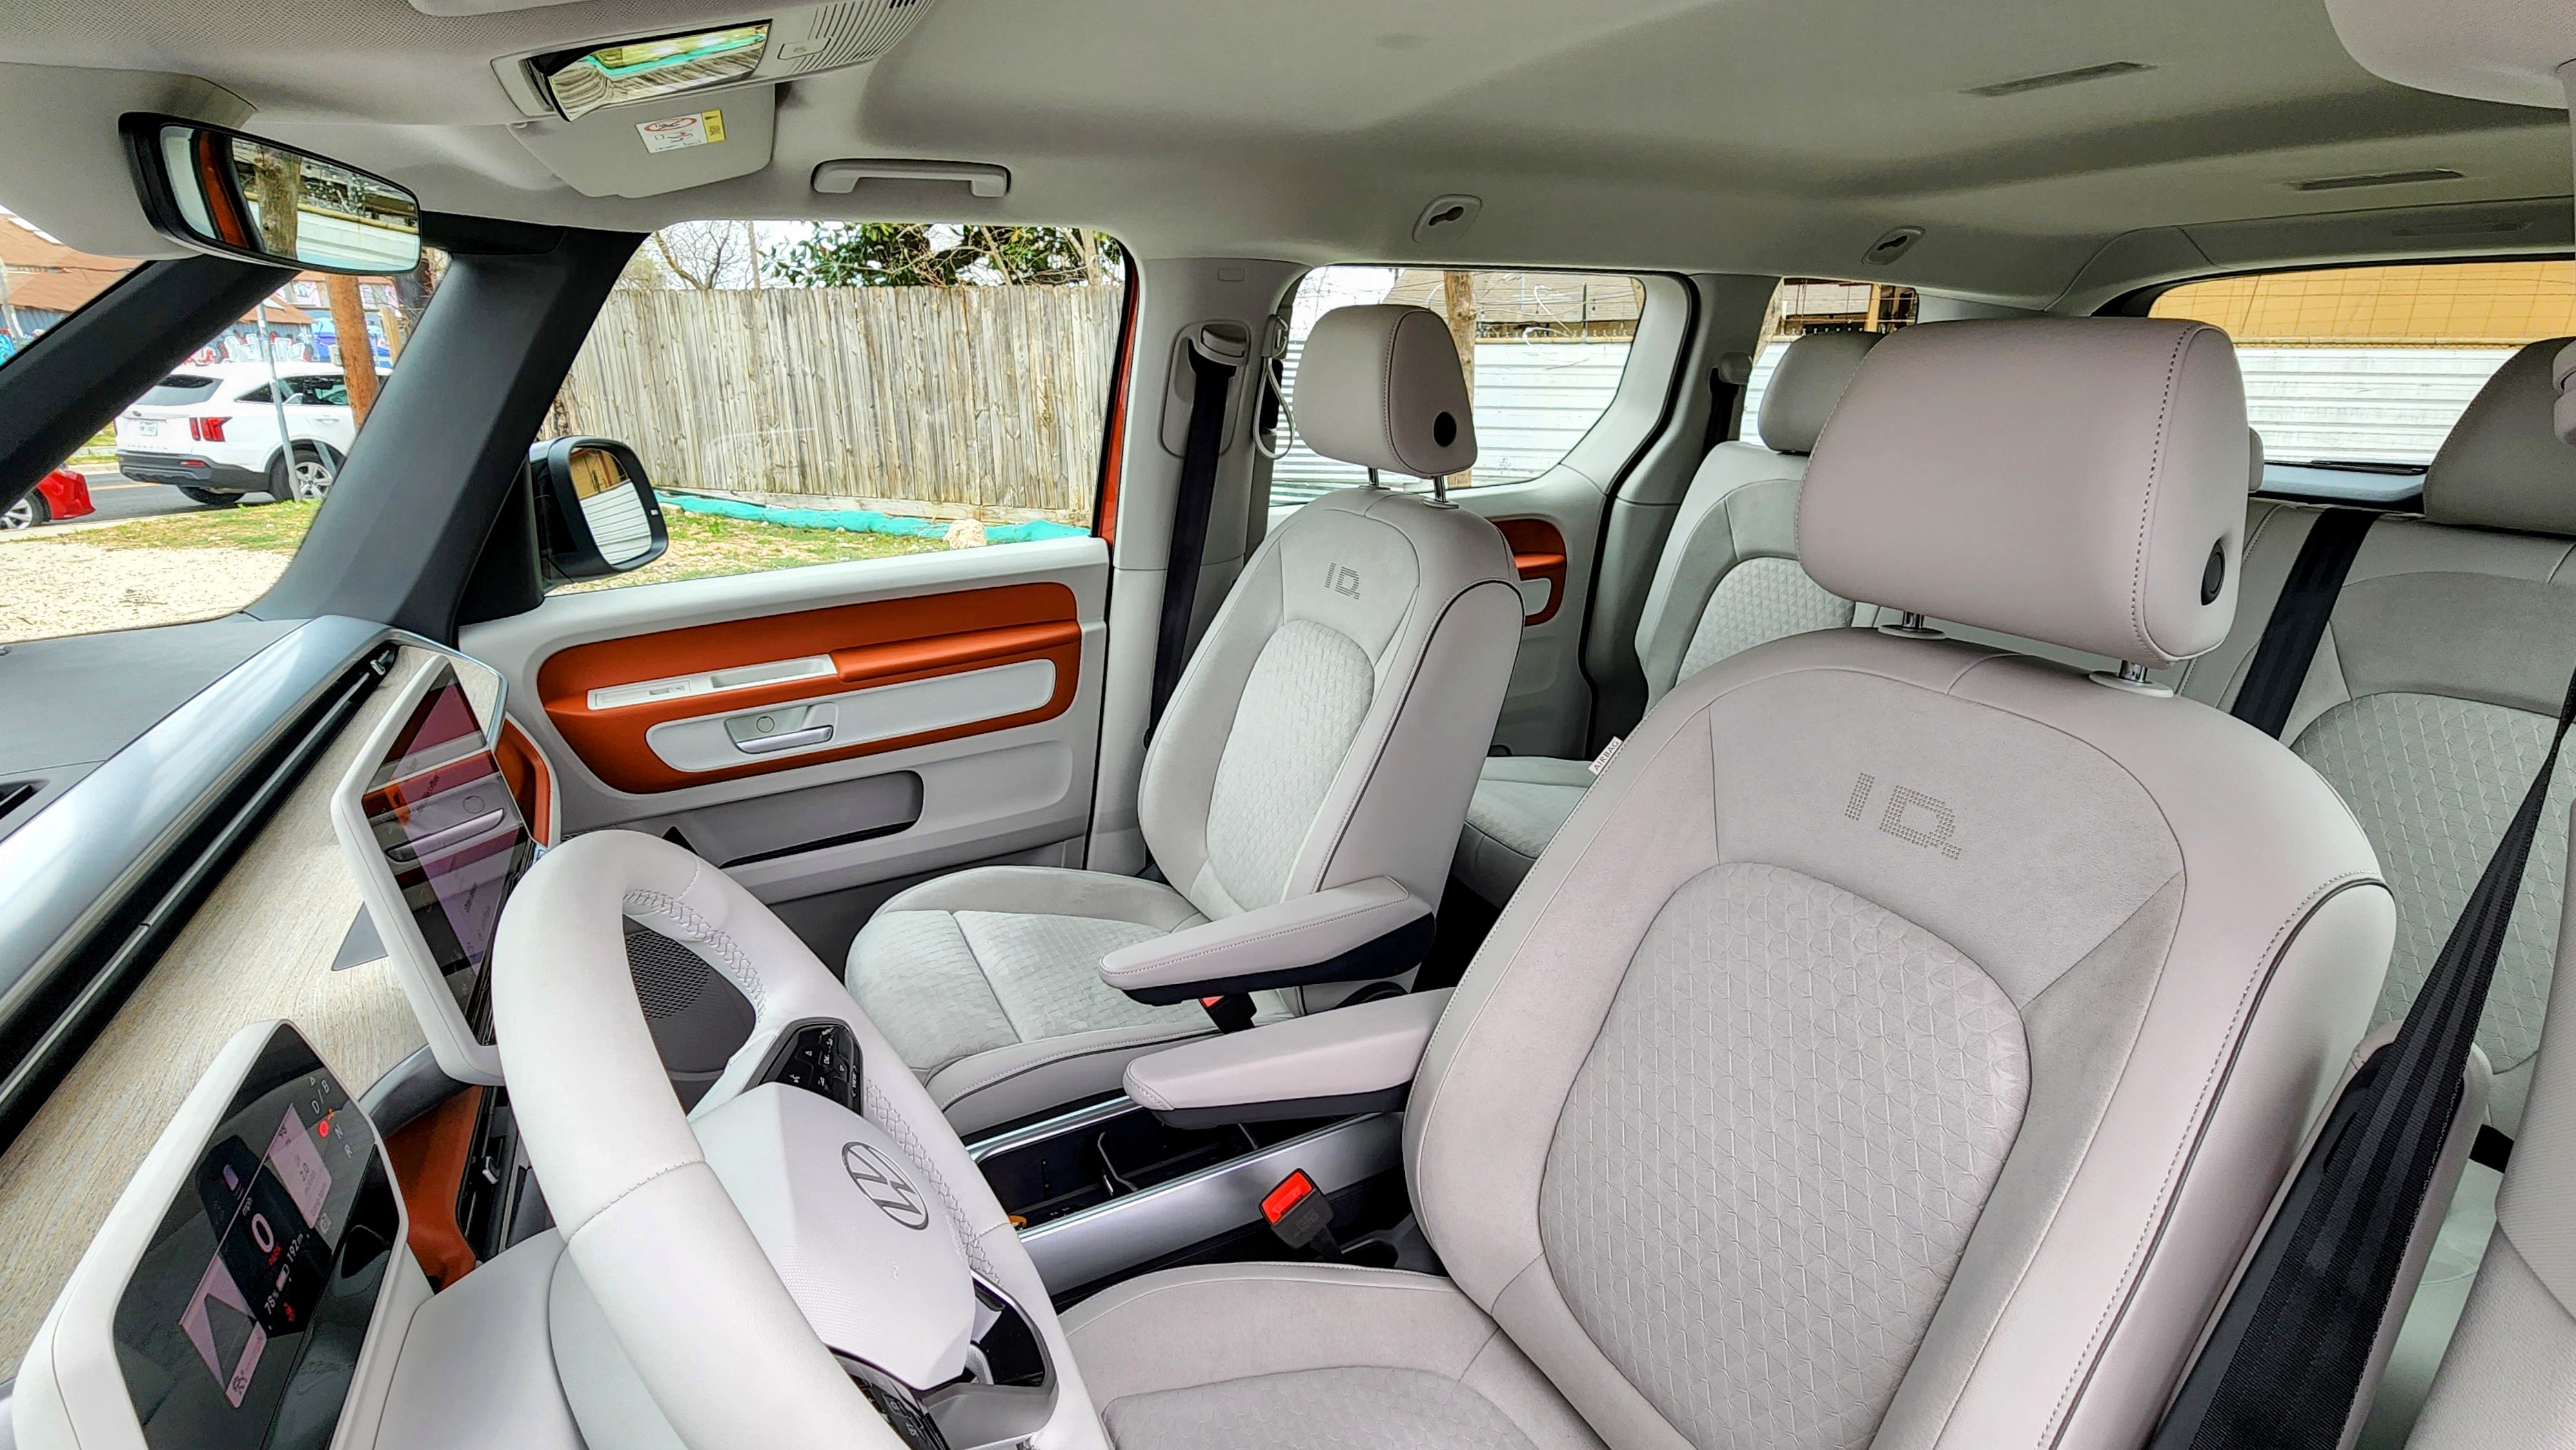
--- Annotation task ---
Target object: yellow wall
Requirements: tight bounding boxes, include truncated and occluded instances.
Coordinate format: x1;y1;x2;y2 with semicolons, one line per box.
2153;261;2576;347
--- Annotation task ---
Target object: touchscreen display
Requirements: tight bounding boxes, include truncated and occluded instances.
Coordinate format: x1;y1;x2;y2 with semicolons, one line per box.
361;662;535;1045
113;1025;399;1450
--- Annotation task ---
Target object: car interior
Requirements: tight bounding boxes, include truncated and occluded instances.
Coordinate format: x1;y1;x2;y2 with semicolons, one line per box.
6;1;2576;1449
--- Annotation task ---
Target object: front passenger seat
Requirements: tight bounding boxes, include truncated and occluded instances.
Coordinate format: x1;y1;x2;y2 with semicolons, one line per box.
1455;329;1881;906
849;305;1524;1133
1064;318;2393;1450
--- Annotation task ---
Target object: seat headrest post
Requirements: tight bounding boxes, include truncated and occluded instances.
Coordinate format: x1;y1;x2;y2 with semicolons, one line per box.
1799;318;2249;668
1293;305;1477;480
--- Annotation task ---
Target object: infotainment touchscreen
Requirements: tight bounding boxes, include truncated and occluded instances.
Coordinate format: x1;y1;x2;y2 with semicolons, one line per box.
359;661;536;1045
111;1024;398;1450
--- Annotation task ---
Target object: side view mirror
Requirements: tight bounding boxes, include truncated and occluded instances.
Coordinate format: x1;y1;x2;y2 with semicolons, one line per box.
528;438;667;581
119;114;421;275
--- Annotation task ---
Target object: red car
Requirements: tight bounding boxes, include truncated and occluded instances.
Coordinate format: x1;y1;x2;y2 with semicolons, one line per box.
2;466;94;529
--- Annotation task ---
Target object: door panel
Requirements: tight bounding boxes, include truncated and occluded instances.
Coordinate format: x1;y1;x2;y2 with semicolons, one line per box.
460;535;1109;907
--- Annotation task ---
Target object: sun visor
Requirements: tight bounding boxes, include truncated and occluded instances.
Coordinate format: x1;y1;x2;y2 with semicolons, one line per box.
509;83;776;199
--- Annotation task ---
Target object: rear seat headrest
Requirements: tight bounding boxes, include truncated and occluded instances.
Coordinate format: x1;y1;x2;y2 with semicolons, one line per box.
2424;336;2576;537
2249;428;2266;492
1800;318;2249;668
1758;329;1882;455
1293;305;1477;479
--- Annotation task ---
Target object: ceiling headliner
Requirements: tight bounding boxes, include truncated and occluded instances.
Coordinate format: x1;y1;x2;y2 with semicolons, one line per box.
0;0;2563;307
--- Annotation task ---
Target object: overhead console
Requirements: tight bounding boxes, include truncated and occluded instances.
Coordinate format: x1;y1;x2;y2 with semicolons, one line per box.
485;1;949;199
14;1023;419;1450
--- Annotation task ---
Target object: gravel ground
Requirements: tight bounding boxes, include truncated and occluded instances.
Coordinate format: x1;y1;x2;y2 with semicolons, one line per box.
0;538;290;643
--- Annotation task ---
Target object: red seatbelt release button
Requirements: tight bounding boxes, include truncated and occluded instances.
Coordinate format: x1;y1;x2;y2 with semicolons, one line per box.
1261;1169;1337;1256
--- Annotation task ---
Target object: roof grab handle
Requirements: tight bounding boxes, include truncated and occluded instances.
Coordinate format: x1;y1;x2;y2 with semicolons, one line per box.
811;159;1011;198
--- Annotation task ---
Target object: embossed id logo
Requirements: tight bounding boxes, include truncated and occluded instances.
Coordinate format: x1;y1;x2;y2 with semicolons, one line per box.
1324;563;1361;598
842;1141;931;1230
1844;773;1963;859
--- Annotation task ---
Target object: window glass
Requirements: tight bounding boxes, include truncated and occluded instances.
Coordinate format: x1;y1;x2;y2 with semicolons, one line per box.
1738;279;1919;428
541;221;1127;593
2151;260;2576;500
1272;267;1646;504
0;205;438;643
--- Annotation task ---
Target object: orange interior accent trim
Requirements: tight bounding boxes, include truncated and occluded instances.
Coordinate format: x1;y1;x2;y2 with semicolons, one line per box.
1094;270;1142;547
384;1085;483;1291
537;581;1084;795
1496;518;1568;627
494;719;555;846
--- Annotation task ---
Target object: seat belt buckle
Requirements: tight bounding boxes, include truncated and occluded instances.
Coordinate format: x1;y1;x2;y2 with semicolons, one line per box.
1199;994;1256;1033
1260;1169;1340;1261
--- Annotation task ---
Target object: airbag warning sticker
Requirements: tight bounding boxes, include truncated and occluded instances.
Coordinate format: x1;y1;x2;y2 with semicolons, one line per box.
638;110;727;153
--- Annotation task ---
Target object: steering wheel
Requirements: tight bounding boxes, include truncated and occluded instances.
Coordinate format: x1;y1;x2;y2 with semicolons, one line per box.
490;829;1108;1450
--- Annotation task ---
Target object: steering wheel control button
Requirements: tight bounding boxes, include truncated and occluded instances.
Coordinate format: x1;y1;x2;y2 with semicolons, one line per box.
844;1142;931;1230
755;1019;863;1110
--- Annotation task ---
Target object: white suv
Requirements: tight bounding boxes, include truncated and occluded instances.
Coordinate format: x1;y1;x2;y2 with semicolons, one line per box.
113;362;374;504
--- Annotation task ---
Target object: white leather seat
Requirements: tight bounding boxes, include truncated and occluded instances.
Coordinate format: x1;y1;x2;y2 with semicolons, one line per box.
1063;318;2394;1450
1454;329;1882;906
848;305;1524;1134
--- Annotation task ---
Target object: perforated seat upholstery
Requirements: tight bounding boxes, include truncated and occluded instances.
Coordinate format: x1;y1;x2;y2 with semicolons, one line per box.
1066;319;2393;1450
1453;330;1880;906
849;306;1523;1134
2169;338;2576;1444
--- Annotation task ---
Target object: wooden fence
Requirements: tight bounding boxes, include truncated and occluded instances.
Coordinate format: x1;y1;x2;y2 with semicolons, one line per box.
549;284;1122;519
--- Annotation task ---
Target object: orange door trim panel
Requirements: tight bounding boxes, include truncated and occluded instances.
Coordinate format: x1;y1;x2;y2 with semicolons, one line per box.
537;582;1084;795
1496;518;1568;626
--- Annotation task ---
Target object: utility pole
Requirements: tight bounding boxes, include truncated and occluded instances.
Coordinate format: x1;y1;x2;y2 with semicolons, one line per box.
744;219;762;288
324;274;379;422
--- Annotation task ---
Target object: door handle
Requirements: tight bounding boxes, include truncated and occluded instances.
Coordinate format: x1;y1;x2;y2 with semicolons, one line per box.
733;724;834;755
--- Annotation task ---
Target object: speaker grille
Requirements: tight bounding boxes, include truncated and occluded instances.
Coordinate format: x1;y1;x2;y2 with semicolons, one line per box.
626;925;713;1021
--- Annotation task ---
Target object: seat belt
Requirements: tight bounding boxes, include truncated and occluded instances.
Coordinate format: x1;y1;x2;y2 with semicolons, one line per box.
2151;661;2576;1450
2227;508;2375;737
1148;331;1244;731
1699;350;1754;456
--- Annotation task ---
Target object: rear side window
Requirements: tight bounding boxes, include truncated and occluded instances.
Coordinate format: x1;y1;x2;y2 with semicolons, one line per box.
139;375;222;405
1273;267;1646;504
2151;260;2576;500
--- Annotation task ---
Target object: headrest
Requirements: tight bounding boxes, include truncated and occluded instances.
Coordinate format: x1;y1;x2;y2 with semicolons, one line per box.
1758;329;1883;454
1800;318;2249;668
2423;337;2576;536
2248;429;2266;491
1294;305;1477;479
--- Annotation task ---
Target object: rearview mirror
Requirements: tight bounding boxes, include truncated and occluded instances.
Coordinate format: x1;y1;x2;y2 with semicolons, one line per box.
529;438;667;581
120;114;421;275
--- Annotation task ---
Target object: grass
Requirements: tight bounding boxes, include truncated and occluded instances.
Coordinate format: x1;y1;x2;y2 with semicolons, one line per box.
48;496;953;584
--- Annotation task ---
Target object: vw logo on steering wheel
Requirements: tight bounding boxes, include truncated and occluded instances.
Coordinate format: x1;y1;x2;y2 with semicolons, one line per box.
842;1142;931;1230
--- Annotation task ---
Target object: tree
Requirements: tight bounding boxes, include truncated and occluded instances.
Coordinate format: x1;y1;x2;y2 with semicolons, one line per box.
1439;271;1478;487
651;221;758;289
768;224;1123;288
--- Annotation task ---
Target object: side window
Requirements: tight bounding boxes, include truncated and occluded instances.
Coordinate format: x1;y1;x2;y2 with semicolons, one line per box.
1272;267;1645;505
1738;280;1918;427
2151;261;2576;501
540;221;1128;593
0;220;438;644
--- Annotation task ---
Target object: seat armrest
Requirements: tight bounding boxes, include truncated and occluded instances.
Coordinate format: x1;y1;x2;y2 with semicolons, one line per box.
1124;990;1451;1127
1099;877;1434;1004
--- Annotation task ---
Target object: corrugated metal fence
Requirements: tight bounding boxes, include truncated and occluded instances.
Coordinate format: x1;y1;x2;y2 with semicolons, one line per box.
550;285;1122;517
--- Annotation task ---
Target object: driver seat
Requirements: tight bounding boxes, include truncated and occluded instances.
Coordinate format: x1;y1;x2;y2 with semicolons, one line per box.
1061;319;2397;1449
